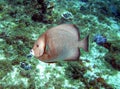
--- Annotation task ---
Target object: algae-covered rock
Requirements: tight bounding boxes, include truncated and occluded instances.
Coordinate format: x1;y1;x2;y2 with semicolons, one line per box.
105;43;120;71
0;60;12;79
0;0;120;89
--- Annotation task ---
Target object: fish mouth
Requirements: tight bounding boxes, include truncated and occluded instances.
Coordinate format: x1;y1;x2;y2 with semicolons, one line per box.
27;49;34;58
30;49;35;56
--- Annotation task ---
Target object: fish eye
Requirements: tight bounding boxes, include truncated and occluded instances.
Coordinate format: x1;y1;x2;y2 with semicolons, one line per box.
36;44;39;47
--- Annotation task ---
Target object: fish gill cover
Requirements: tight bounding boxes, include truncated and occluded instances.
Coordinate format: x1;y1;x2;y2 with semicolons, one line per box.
0;0;120;89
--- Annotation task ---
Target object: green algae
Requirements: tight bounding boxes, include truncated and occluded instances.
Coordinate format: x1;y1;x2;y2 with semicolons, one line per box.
0;84;26;89
0;60;12;79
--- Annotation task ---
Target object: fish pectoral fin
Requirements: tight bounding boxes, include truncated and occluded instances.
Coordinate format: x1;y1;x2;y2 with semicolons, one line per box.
45;44;50;53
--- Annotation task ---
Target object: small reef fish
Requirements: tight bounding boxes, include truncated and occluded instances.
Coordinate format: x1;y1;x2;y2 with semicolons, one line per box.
30;24;89;63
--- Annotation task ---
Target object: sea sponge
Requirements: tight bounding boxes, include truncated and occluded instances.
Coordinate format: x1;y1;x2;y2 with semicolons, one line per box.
61;11;73;20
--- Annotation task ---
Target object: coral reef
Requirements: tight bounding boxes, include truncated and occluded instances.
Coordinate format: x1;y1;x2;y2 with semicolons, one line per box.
0;0;120;89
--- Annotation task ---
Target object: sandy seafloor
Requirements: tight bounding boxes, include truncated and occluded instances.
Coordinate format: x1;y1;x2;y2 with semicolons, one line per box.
0;0;120;89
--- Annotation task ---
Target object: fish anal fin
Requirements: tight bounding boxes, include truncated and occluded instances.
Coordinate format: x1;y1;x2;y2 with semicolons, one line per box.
64;48;80;61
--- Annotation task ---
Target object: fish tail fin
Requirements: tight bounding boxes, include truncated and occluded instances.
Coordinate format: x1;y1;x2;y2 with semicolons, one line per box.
78;35;89;52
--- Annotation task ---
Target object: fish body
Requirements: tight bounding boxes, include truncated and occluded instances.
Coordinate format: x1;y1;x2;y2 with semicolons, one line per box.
31;24;89;63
